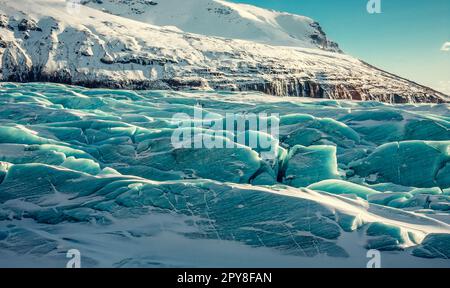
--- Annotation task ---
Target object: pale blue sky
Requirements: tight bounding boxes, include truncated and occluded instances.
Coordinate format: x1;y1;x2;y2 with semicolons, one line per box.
232;0;450;94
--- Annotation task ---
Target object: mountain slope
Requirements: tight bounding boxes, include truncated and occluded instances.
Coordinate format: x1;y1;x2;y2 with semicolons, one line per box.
82;0;341;52
0;0;448;103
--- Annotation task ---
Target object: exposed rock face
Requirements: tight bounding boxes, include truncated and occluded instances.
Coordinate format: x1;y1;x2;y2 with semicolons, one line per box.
0;0;448;103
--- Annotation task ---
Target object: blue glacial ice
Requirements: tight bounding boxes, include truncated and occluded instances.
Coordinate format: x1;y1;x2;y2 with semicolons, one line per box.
0;82;449;267
282;145;340;187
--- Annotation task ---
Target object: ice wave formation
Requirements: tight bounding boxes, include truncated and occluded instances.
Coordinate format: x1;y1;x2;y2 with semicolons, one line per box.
0;82;449;267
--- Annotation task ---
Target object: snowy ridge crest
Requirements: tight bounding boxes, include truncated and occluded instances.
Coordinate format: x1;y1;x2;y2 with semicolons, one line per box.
82;0;342;52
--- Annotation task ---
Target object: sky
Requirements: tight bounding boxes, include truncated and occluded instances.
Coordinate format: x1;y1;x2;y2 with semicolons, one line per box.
232;0;450;95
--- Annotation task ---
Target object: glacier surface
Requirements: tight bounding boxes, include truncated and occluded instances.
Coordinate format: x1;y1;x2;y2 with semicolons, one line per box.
0;82;449;267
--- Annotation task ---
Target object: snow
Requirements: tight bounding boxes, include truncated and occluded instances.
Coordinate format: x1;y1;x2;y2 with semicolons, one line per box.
82;0;341;52
0;0;448;102
0;0;449;267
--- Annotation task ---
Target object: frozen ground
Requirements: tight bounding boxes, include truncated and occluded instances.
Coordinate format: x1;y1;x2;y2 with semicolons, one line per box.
0;82;449;267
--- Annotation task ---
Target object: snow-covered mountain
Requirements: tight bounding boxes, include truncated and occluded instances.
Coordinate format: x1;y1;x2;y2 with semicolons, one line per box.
82;0;341;52
0;0;448;103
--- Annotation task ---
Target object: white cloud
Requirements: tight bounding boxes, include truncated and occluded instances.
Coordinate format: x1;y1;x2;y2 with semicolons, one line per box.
436;80;450;96
441;42;450;52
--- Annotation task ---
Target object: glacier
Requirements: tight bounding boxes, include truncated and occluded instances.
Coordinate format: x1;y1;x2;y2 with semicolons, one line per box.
0;82;449;267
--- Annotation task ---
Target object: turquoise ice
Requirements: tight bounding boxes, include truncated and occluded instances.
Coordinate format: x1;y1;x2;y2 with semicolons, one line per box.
0;82;449;267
